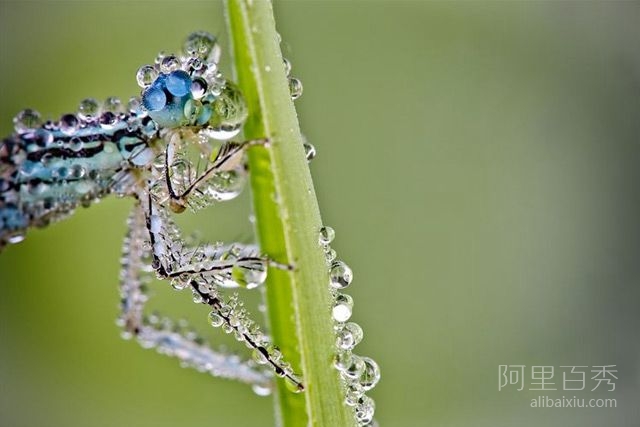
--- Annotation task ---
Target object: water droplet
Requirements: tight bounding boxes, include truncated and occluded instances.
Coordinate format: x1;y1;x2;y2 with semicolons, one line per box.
183;31;218;60
103;96;122;113
330;260;353;289
136;65;158;88
304;142;316;161
191;77;208;99
233;262;267;289
319;226;335;245
251;383;272;397
343;354;365;380
206;169;246;201
7;233;25;244
332;293;353;322
345;383;365;406
334;351;353;371
336;322;364;351
24;129;53;149
13;109;42;133
325;248;337;264
59;114;79;135
355;395;376;425
289;77;303;100
359;357;381;391
209;311;224;327
99;111;117;129
252;347;269;365
78;98;100;121
160;55;181;74
205;81;247;140
283;57;292;77
127;96;142;114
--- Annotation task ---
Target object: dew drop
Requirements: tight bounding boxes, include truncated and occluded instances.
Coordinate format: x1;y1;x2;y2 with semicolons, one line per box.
24;129;53;149
136;65;158;88
355;395;376;425
319;226;335;246
332;293;354;322
190;77;208;99
330;260;353;289
252;347;269;365
325;248;337;264
160;55;181;74
59;114;79;135
13;109;42;133
336;322;364;351
183;31;218;60
103;96;122;113
334;351;353;372
209;311;224;327
78;98;100;121
304;142;316;162
289;77;303;100
99;111;117;129
345;383;365;406
283;57;292;77
251;383;272;397
206;170;246;201
205;81;248;140
127;96;142;114
343;354;365;380
358;357;381;391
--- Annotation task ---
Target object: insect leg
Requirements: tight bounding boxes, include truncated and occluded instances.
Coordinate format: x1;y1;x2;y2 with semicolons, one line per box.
141;194;304;391
118;203;271;388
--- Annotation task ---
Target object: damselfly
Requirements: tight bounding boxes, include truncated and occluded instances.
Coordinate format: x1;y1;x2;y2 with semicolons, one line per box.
0;31;303;393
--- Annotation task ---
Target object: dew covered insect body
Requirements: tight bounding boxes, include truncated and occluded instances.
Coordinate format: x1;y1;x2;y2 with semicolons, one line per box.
0;32;303;393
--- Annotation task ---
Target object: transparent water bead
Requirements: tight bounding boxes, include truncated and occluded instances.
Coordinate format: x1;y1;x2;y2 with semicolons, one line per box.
205;82;248;140
359;357;381;391
343;354;365;380
355;395;376;425
330;260;353;289
345;383;365;406
13;109;42;133
208;311;224;327
319;226;335;246
103;96;122;113
332;293;354;322
289;77;303;100
160;55;181;74
283;57;292;77
184;31;218;60
78;98;100;121
304;142;316;162
136;65;158;88
59;114;79;135
251;383;272;397
325;248;337;264
336;322;363;351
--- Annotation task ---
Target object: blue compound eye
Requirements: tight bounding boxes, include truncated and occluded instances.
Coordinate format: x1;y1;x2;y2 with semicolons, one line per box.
142;85;167;112
141;71;193;128
165;71;191;97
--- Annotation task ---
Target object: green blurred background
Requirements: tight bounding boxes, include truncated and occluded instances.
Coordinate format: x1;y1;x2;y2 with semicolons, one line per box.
1;1;639;426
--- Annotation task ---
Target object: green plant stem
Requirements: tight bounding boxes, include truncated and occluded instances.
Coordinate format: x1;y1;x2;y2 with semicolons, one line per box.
224;1;355;426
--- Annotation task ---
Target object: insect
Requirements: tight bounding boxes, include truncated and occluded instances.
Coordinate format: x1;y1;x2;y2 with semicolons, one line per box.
0;31;303;393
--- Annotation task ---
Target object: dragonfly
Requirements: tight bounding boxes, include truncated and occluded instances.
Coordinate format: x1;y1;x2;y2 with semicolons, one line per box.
0;31;303;394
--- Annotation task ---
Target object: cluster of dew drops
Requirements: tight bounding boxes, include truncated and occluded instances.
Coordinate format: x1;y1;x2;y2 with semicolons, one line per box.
320;226;381;427
283;41;380;425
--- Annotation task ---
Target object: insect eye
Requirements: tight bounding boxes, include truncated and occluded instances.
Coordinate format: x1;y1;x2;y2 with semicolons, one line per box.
141;71;193;128
165;71;191;97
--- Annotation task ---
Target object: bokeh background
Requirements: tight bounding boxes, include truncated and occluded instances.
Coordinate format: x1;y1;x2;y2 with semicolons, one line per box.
1;1;639;426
